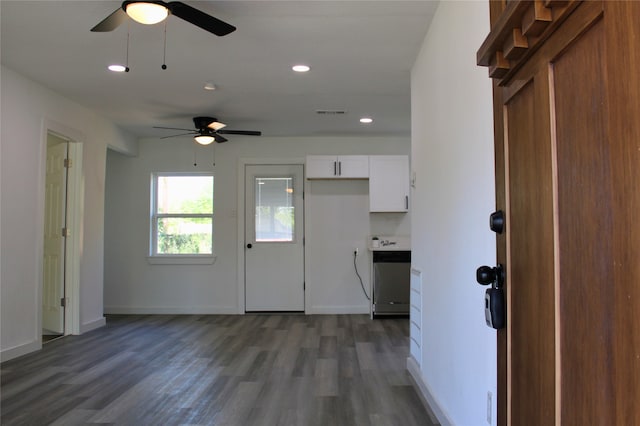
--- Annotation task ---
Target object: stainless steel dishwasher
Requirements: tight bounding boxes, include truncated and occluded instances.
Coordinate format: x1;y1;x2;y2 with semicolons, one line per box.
372;250;411;317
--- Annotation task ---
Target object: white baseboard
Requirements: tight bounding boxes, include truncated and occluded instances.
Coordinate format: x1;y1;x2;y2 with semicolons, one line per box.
104;306;238;315
407;356;454;426
1;339;41;362
80;317;106;333
306;305;370;315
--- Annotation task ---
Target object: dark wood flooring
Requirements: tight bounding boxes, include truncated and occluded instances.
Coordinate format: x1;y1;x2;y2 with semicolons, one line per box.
1;314;437;425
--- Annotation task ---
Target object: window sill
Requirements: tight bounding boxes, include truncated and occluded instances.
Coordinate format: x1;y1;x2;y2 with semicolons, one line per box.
147;255;216;265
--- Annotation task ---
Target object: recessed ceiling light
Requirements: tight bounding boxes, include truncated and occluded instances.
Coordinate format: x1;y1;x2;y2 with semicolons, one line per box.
360;117;374;124
204;82;216;91
292;64;310;73
108;64;127;72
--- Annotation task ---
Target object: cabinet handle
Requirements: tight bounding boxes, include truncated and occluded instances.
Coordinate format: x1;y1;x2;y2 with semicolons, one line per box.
338;161;342;175
405;195;409;210
334;161;337;176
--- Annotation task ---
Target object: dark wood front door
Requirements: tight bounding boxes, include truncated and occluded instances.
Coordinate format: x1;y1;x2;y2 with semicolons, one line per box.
478;1;640;424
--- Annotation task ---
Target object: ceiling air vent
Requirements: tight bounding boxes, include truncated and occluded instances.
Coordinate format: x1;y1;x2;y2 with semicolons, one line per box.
316;110;346;115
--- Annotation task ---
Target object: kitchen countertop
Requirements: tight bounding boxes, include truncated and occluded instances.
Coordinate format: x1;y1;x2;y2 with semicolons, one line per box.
369;245;411;251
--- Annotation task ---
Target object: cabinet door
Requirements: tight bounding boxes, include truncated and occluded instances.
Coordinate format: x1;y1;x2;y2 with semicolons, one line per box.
306;156;338;178
306;155;369;179
369;155;409;212
337;155;369;178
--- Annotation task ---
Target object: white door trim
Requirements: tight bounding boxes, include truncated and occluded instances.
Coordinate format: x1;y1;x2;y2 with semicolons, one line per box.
40;120;84;338
236;157;306;314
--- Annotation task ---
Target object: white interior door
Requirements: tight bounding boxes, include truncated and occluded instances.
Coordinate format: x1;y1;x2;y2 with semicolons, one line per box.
245;164;304;311
43;138;68;334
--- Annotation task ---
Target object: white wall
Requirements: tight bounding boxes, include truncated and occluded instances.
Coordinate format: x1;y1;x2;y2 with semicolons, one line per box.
104;136;410;314
410;2;497;425
0;66;137;361
306;180;367;314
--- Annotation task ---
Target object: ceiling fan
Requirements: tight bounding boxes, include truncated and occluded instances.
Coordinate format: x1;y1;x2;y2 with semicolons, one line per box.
91;1;236;36
154;116;262;144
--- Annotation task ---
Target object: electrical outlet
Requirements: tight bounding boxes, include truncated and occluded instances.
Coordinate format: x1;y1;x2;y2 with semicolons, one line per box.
487;391;492;424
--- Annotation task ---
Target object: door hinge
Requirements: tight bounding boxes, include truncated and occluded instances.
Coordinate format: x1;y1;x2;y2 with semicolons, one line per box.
62;227;70;237
303;282;306;291
63;158;72;168
60;297;66;307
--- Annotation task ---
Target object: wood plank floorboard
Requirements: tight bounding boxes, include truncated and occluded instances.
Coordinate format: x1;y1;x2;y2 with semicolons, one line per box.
1;314;437;426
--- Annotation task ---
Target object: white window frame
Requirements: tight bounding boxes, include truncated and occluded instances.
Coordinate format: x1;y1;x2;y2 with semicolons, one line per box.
148;172;215;265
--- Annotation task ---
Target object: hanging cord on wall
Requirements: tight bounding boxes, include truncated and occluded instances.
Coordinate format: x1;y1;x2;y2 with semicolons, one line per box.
354;250;370;300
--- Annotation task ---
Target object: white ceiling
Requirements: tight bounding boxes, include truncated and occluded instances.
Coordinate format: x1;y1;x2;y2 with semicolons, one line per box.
1;1;438;139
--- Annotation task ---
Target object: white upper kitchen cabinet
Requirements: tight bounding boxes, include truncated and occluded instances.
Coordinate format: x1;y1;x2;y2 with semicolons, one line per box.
369;155;410;212
306;155;369;179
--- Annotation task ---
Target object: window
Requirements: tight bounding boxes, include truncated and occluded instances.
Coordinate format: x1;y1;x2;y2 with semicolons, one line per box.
150;174;213;257
254;177;295;242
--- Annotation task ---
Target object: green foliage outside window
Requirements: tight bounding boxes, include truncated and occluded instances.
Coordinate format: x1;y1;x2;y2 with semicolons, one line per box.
274;207;294;229
154;175;213;255
157;217;212;254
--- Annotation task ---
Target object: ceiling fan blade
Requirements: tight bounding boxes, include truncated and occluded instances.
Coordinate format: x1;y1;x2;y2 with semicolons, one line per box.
153;126;195;131
160;132;197;139
213;134;228;143
91;7;128;32
217;130;262;136
168;2;236;36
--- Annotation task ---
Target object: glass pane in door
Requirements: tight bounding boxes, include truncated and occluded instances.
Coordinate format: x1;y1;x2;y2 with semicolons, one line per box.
255;177;294;242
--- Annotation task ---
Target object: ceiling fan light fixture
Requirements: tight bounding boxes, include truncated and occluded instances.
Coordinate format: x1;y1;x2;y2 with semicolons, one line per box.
194;134;215;145
125;2;169;25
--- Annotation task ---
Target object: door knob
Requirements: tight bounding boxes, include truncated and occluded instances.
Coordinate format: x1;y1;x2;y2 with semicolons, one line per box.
246;243;252;249
490;210;504;234
476;264;504;288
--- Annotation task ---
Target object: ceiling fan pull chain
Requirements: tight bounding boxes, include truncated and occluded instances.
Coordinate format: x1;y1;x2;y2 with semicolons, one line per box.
125;21;130;72
161;20;168;70
193;144;198;167
212;144;216;167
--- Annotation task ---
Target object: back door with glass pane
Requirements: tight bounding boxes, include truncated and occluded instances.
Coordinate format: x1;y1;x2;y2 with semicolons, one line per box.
245;164;304;311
